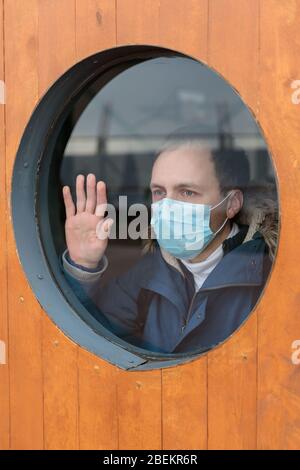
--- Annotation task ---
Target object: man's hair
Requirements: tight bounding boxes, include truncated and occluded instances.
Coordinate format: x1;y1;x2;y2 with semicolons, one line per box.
154;126;250;197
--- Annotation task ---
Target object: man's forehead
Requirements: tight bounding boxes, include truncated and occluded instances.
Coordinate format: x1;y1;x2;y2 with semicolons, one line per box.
151;147;216;186
156;146;212;161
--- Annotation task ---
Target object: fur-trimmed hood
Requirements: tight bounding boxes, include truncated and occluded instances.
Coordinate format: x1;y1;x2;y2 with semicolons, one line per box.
234;181;279;260
142;182;279;270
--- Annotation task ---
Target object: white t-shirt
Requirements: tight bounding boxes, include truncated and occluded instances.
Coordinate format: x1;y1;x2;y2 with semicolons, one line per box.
179;222;240;291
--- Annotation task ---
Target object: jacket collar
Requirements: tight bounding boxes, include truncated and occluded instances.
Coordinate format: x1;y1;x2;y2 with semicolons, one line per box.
140;224;267;296
222;224;249;255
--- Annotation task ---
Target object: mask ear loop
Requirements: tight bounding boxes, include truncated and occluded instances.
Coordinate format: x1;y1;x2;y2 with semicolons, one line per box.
209;190;234;212
209;190;235;235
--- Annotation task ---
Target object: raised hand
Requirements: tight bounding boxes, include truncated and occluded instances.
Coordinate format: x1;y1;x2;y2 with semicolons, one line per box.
62;173;114;269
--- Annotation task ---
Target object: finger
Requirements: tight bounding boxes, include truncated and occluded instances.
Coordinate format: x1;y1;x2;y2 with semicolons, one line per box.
85;173;96;214
95;180;107;218
62;185;75;218
76;174;86;213
96;218;114;240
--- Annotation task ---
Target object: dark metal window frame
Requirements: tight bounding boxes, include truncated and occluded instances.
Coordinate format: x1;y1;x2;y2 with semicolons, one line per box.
12;44;278;370
12;44;218;370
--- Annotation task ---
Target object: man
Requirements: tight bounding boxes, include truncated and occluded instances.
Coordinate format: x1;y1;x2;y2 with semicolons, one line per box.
60;135;277;354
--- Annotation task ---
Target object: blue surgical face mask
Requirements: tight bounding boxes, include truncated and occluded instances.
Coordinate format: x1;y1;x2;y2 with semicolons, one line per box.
150;191;233;260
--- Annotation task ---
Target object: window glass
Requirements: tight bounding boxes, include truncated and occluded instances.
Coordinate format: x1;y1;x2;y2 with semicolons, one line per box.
52;55;279;355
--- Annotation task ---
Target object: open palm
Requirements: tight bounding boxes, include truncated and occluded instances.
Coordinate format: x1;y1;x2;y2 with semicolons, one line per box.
62;173;113;269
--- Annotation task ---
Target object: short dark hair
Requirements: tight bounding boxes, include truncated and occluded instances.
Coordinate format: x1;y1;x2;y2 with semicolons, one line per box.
210;147;250;195
155;125;250;196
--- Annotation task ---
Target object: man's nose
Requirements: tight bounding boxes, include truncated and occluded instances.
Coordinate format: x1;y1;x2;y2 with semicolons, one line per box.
166;190;177;199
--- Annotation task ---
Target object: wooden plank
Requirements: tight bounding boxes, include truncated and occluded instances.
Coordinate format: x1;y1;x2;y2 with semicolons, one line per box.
117;0;161;46
0;0;10;450
115;0;164;451
38;0;76;93
74;0;119;450
208;316;257;449
117;0;208;59
258;0;300;450
76;0;116;61
158;0;209;451
117;0;209;450
117;369;162;450
162;360;208;450
159;0;208;60
207;0;260;449
37;0;79;450
5;0;44;450
115;0;163;451
76;0;162;451
78;351;118;450
42;322;79;449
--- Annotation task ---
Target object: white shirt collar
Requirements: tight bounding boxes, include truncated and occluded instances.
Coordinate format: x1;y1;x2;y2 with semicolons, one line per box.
179;222;240;275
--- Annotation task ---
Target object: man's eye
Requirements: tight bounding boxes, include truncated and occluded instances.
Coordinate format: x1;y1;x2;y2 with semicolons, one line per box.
182;190;195;197
152;189;164;196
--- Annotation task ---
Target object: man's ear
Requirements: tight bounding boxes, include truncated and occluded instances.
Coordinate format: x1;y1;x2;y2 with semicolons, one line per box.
227;189;243;218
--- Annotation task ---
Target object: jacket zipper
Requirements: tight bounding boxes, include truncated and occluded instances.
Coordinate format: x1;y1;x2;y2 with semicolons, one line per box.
180;282;262;334
181;291;197;333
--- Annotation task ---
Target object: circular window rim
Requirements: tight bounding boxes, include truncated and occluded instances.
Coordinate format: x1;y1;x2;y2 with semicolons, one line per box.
11;43;280;371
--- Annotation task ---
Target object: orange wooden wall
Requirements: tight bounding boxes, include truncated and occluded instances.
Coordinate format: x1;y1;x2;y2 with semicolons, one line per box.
0;0;300;450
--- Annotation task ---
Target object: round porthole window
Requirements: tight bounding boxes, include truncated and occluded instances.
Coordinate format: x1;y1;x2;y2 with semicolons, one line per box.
11;45;280;370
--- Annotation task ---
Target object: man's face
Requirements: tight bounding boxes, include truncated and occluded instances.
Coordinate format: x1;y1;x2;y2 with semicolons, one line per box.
150;147;231;232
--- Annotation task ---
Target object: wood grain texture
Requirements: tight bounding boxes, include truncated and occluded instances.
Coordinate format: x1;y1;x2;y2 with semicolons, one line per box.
75;0;116;61
0;0;10;450
75;0;120;450
162;360;208;450
207;0;260;450
117;369;162;450
116;0;163;451
1;0;299;450
116;0;208;450
158;0;209;451
37;0;79;451
258;0;300;450
5;0;44;450
42;322;79;450
78;351;119;450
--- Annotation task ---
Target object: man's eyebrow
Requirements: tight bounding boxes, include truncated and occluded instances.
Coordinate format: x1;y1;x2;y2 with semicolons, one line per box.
149;182;164;189
174;183;204;190
149;182;204;190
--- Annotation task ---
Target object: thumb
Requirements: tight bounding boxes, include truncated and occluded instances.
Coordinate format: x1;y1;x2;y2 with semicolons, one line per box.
96;218;114;240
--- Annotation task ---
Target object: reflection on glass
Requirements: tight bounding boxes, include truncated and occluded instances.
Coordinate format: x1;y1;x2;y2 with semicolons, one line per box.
51;56;278;354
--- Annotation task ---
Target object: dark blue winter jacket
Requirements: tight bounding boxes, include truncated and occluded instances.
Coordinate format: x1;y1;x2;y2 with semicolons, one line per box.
60;223;273;354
